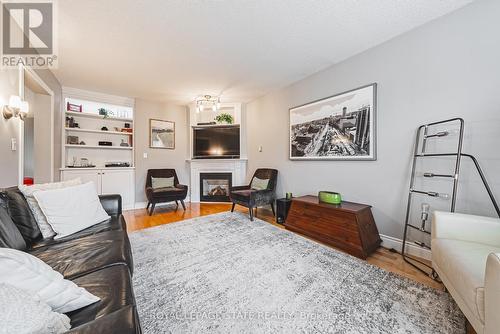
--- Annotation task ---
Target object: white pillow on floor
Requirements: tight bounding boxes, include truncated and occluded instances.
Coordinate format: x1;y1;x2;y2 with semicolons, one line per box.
33;182;110;239
0;283;71;334
0;248;100;313
19;178;82;239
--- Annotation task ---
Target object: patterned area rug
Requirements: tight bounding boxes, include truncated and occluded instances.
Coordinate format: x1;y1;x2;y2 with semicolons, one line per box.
130;212;465;334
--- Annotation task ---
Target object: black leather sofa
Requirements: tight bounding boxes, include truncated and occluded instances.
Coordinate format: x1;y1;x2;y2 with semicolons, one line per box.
0;187;141;333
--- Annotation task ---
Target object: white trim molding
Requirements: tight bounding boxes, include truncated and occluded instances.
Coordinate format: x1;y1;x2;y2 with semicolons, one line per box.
380;234;431;261
62;87;135;108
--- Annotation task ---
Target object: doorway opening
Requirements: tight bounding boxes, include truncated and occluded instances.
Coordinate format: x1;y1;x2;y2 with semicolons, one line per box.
20;67;54;185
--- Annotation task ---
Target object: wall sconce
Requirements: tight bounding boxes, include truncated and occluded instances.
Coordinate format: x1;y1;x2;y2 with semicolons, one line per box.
2;95;29;120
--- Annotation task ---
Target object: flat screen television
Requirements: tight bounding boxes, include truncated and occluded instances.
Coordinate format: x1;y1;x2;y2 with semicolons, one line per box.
193;125;240;159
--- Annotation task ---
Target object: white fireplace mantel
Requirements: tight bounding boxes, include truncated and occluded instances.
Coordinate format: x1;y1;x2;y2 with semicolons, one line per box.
187;159;247;202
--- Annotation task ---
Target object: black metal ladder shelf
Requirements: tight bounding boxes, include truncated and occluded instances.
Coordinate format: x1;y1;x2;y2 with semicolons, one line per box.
401;118;500;279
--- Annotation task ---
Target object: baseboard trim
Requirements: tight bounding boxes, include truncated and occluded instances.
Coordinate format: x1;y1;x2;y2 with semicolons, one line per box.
380;234;431;261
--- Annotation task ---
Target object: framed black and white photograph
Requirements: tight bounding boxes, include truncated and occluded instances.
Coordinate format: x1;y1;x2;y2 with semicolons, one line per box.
289;83;376;160
150;119;175;149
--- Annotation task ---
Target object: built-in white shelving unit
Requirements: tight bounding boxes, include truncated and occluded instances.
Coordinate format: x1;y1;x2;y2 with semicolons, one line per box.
60;87;136;210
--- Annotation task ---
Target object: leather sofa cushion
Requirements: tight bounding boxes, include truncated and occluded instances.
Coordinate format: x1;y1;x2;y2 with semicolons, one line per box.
67;305;140;334
67;265;137;330
432;238;500;323
1;188;42;245
30;215;126;249
0;206;27;250
29;230;133;279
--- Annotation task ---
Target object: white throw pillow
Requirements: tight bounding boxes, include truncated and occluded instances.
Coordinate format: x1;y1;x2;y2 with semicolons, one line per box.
0;283;71;334
0;248;100;313
33;182;110;239
251;177;269;190
151;176;175;189
19;178;82;238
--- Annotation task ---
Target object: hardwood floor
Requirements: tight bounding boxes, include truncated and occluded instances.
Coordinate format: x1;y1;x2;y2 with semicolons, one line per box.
124;202;443;290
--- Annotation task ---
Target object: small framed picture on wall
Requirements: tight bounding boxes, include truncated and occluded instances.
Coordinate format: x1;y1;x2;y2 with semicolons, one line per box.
150;119;175;149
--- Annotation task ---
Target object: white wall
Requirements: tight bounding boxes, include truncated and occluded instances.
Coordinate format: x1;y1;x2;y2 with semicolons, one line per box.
0;68;21;187
134;99;189;204
246;0;500;239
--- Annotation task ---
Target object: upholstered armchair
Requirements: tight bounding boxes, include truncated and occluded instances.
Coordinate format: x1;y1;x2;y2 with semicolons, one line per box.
145;169;188;216
229;168;278;221
432;211;500;334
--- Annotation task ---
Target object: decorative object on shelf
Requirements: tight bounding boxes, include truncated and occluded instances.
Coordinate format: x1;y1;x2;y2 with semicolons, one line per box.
318;191;342;205
286;192;293;200
79;158;91;167
197;121;217;126
215;113;234;124
101;126;108;131
72;122;80;128
105;162;130;168
289;83;376;161
98;108;113;119
150;119;175;149
2;95;29;120
79;141;86;145
121;127;133;133
67;136;79;145
66;102;82;112
195;94;221;113
98;141;113;146
124;123;131;128
120;139;129;147
66;116;75;128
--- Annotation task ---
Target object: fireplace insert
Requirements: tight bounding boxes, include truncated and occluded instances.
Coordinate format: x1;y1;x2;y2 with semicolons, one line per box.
200;172;232;202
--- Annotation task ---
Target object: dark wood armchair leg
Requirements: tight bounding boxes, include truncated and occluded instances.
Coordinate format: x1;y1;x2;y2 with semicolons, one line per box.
149;203;156;216
180;200;186;210
249;207;254;221
231;203;236;212
146;202;151;210
175;200;179;207
270;202;276;216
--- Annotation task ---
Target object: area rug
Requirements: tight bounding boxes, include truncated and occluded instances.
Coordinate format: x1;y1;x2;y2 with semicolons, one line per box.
130;212;465;334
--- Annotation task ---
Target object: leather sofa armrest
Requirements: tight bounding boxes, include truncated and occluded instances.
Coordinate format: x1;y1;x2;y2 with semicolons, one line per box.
99;194;122;216
485;253;500;334
175;184;188;190
230;185;250;191
431;211;500;247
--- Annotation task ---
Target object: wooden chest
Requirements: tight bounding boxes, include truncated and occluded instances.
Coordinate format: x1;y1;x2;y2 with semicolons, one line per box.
284;195;381;259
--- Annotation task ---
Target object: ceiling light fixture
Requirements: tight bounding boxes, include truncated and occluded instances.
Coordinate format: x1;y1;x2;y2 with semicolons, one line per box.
2;95;28;120
195;95;221;113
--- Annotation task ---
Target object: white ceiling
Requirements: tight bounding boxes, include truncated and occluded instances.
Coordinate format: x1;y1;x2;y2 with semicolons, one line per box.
53;0;473;103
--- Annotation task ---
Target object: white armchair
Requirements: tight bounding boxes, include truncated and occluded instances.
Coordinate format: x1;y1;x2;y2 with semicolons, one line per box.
431;211;500;334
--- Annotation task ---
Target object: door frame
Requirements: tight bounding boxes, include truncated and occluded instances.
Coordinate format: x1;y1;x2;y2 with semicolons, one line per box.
18;64;55;185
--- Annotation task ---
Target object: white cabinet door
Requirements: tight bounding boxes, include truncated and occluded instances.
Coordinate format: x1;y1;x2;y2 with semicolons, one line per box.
100;170;135;210
61;170;101;193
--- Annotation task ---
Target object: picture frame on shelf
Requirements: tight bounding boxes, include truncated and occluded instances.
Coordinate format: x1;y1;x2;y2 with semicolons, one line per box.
289;83;377;161
150;119;175;149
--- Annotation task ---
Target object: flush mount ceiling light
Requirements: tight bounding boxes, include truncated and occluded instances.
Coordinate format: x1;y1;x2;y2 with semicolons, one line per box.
2;95;29;121
195;95;221;113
